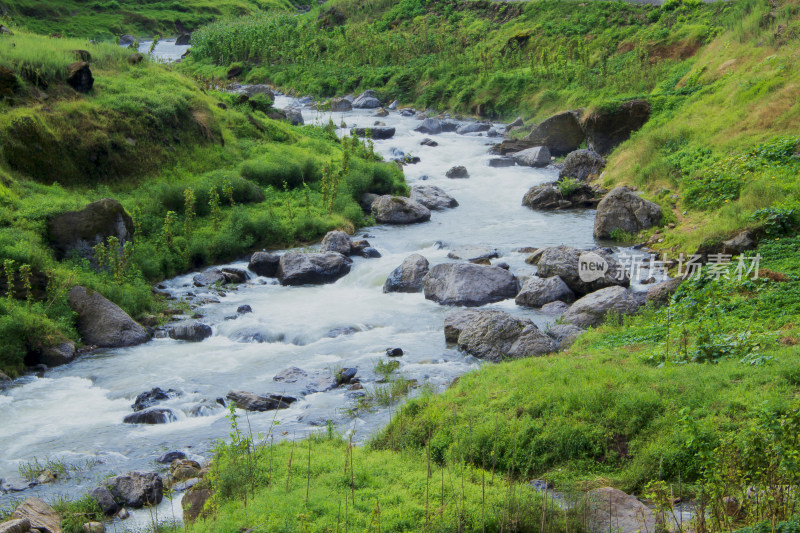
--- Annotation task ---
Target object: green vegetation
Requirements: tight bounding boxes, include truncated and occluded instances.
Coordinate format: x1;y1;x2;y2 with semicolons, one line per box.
0;0;310;40
0;29;405;377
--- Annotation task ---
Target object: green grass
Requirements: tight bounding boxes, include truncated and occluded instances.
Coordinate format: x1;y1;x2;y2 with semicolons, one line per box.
0;0;307;40
0;30;405;377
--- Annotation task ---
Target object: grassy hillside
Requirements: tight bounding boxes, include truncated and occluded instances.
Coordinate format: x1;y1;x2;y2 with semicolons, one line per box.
0;29;405;377
0;0;308;39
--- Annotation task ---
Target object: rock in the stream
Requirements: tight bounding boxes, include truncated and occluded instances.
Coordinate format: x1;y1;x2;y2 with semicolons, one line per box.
237;305;252;314
68;286;149;347
525;110;585;156
488;157;516;168
583;100;651;155
423;263;518;307
118;34;135;46
420;138;439;147
132;387;179;411
446;246;498;263
105;472;164;509
383;254;430;293
38;341;77;367
593;187;662;239
586;487;655;533
273;366;308;383
226;390;297;411
386;347;404;357
371;195;431;224
277;252;352;285
562;286;645;328
329;97;352;111
90;487;120;515
48;198;133;260
169;322;212;342
352;90;382;109
445;165;469;179
559;149;606;181
410;185;458;210
646;277;683;308
456;123;491;135
156;451;186;464
443;309;481;343
453;310;556;361
546;324;584;349
515;276;575;308
248;251;280;277
192;269;226;287
351;127;395;139
522;182;604;210
512;146;551;168
320;230;352;255
414;118;442;135
536;246;629;295
10;497;60;533
123;408;177;425
220;267;248;283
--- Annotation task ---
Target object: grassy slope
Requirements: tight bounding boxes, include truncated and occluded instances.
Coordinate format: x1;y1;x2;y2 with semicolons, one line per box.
0;29;405;376
0;0;305;39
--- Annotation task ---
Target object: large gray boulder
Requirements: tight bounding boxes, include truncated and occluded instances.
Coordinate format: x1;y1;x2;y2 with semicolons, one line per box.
248;251;280;277
371;195;431;224
453;310;557;361
512;146;551;168
562;286;645;328
515;276;575;308
646;277;682;308
410;185;458;210
277;252;352;286
456;123;491;135
583;100;651;155
330;97;352;112
525;111;585;156
443;309;481;343
226;390;296;411
414;118;442;135
594;187;662;239
423;263;518;307
586;487;655;533
559;149;606;181
320;230;352;255
169;323;212;342
47;198;133;260
67;286;149;348
352;90;382;108
536;246;629;295
522;182;604;210
383;254;429;293
105;472;164;509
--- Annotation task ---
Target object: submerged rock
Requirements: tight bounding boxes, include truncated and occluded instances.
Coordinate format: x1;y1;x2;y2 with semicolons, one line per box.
351;126;395;139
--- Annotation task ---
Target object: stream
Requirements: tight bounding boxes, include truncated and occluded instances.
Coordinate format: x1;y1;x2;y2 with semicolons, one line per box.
0;91;637;526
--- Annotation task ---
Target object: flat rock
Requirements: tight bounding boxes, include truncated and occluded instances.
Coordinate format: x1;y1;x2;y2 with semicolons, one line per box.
456;123;491;135
446;246;498;262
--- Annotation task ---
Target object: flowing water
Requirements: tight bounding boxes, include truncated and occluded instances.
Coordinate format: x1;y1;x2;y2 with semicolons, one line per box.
0;96;616;521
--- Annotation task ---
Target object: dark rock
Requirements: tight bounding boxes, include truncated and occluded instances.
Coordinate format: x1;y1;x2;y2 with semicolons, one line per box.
337;367;357;384
226;65;243;79
156;451;186;464
192;269;226;287
454;310;556;361
536;246;629;295
540;300;570;315
456;123;491;135
175;34;191;45
512;146;551;167
118;35;135;46
48;198;133;260
327;326;359;337
559;149;606;181
105;472;164;509
124;408;177;424
583;100;651;155
132;387;179;411
522;182;605;210
190;400;223;417
226;390;296;411
594;187;662;239
562;286;645;328
371;195;431;224
386;348;404;357
90;487;120;515
410;185;458;210
440;121;459;132
489;139;539;156
358;247;382;258
525;111;585;156
446;165;469;179
351;126;395;139
350;239;371;254
320;230;352;256
515;276;575;308
169;323;212;342
220;267;248;284
66;62;93;93
415;118;442;135
284;107;304;126
127;53;144;65
277;252;352;285
420;138;439;147
0;66;18;97
68;286;149;347
38;341;77;367
237;305;252;314
488;158;516;168
248;252;280;277
360;193;379;212
383;254;429;293
423;263;518;307
646;278;682;308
